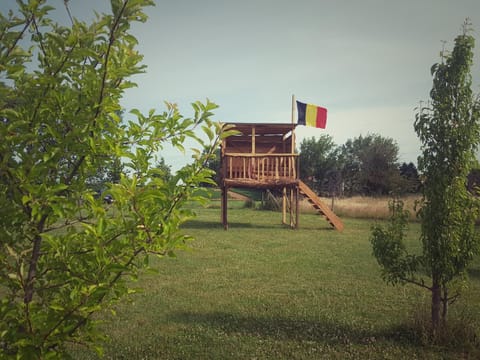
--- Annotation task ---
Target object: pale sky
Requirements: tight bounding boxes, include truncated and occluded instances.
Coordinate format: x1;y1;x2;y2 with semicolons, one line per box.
2;0;480;171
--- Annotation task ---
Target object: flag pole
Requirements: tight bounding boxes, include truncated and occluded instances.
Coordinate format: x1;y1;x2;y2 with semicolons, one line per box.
291;94;298;229
291;94;296;125
291;94;296;154
283;94;296;225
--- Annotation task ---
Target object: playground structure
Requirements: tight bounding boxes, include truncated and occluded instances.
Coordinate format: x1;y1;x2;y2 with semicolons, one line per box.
220;122;343;231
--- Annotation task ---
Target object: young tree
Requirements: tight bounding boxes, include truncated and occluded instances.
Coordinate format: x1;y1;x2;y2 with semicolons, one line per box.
0;1;234;358
371;23;480;332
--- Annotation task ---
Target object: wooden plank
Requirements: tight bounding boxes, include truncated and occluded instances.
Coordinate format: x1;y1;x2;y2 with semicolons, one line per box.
251;126;255;154
225;153;298;158
298;180;344;232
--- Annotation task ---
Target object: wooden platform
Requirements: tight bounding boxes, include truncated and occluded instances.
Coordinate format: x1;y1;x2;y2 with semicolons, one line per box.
224;178;297;189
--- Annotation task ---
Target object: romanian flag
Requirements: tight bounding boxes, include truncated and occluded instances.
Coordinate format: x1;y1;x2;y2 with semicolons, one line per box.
296;101;327;129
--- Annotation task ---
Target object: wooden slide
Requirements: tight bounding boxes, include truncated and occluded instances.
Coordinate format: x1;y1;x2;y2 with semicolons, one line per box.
298;180;344;232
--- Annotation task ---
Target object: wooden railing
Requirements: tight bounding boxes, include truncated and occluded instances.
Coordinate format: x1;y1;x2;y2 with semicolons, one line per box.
223;153;298;182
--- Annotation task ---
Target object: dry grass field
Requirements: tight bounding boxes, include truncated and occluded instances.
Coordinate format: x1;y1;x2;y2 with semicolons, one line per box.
307;195;421;221
218;189;421;221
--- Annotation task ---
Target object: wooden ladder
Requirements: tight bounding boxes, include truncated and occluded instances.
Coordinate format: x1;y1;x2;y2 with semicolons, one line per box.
298;180;344;232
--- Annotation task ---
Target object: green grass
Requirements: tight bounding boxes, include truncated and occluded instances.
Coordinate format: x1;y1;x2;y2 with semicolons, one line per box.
230;188;263;201
69;208;480;359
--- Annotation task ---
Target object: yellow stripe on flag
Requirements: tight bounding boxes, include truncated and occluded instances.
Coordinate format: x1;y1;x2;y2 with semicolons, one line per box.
305;104;318;127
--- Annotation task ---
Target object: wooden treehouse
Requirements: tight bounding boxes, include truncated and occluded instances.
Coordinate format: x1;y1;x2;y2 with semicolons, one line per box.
220;122;343;231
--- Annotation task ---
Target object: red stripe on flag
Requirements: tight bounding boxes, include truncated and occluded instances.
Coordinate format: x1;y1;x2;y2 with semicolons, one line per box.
315;106;327;128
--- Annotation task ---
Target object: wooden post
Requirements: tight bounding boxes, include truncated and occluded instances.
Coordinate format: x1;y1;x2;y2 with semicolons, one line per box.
275;157;279;179
282;186;287;224
291;95;296;155
290;187;294;228
251;126;256;154
295;185;299;229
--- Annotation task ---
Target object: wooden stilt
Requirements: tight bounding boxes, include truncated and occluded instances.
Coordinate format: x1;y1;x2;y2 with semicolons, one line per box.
295;185;299;229
290;187;295;228
282;187;287;224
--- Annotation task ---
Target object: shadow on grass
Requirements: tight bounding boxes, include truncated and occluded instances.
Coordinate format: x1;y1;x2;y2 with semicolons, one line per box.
168;311;419;347
467;267;480;280
182;220;226;229
182;220;282;229
182;220;334;231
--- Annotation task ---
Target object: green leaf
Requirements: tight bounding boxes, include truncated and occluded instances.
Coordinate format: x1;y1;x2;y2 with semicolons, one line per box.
202;125;214;141
7;273;18;280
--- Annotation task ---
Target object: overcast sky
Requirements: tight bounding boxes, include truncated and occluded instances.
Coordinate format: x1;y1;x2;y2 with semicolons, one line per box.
2;0;480;170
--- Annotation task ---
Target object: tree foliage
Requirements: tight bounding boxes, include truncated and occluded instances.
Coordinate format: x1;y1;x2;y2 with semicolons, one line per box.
298;133;410;197
85;154;124;192
201;145;221;186
152;156;173;182
340;134;401;196
467;167;480;194
371;22;480;331
299;135;340;195
398;162;421;194
371;200;422;285
0;1;235;358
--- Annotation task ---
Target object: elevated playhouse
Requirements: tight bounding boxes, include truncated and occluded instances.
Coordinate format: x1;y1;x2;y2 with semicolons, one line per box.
220;122;343;231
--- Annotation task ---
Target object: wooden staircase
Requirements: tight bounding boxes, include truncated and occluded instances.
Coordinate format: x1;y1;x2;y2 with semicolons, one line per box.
298;180;344;232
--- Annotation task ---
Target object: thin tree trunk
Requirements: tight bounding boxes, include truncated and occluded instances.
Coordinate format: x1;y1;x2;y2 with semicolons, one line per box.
24;234;42;304
442;285;448;323
431;280;441;332
24;215;47;304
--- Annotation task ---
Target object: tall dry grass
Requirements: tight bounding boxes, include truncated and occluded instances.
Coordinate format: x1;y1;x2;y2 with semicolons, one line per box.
300;195;421;221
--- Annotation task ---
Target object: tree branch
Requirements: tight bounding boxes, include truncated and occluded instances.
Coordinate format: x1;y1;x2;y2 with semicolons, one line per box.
400;276;432;291
2;14;33;60
24;214;48;304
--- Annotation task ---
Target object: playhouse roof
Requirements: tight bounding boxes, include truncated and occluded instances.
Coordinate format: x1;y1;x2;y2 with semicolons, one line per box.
222;122;296;136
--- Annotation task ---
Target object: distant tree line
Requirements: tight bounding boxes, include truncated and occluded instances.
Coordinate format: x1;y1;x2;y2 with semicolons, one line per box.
201;133;423;196
201;130;480;198
85;155;172;193
299;134;421;197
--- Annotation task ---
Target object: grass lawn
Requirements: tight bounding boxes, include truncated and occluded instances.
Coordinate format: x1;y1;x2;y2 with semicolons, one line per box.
70;207;480;359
